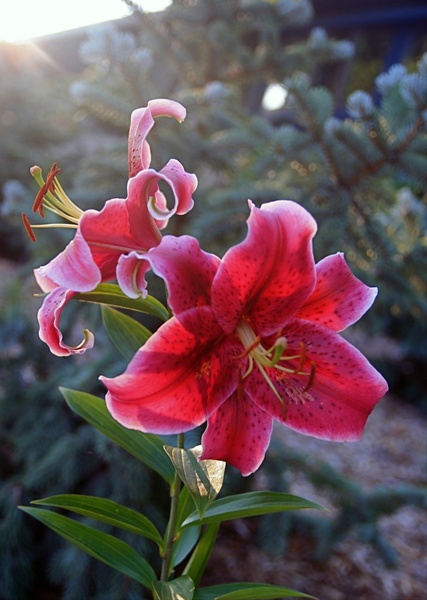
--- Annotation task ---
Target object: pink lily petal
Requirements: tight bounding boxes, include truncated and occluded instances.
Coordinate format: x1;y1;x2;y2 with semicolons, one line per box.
246;320;388;441
116;252;151;298
146;235;220;314
101;306;241;433
128;99;187;177
150;159;197;221
200;391;273;476
212;200;317;336
34;268;60;293
38;287;95;356
82;193;162;273
296;253;378;331
35;229;102;292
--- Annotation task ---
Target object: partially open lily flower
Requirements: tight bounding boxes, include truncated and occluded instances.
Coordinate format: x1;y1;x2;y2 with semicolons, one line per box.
24;99;197;356
102;200;388;476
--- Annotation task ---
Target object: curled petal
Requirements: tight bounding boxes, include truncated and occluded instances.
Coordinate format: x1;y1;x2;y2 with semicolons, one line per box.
149;159;197;221
34;268;60;293
246;320;388;441
101;306;240;433
38;287;94;357
296;253;378;332
126;166;196;239
146;235;220;314
212;200;317;336
200;392;273;477
34;229;102;292
143;160;197;226
128;99;187;177
116;252;151;299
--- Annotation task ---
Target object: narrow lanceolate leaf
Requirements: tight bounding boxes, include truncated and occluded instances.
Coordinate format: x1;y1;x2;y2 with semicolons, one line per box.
31;494;163;547
75;283;169;321
165;445;226;518
183;523;220;588
19;507;156;589
193;583;315;600
61;388;175;485
152;575;195;600
182;492;324;528
171;524;201;568
101;305;151;361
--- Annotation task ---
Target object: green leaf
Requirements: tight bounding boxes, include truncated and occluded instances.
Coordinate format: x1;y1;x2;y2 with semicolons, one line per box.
75;283;169;321
152;575;195;600
19;506;156;589
61;388;175;485
165;445;226;518
31;494;163;547
101;305;151;361
182;492;324;528
171;524;201;568
183;523;219;587
194;583;315;600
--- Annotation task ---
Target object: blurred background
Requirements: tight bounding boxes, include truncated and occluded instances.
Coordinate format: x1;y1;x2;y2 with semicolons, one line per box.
0;1;426;598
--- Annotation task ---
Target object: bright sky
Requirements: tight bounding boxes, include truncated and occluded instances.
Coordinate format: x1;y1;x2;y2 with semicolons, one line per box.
0;0;171;43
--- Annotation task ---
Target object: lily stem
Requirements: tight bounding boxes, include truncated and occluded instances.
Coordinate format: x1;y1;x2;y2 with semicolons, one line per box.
160;432;184;582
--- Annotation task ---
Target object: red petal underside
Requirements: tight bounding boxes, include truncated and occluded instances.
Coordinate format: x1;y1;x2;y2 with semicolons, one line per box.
245;319;388;441
38;287;94;356
101;306;241;433
147;235;220;314
155;159;197;217
212;200;317;336
35;229;102;292
296;253;378;332
82;194;161;277
128;99;186;177
200;391;273;476
116;252;151;298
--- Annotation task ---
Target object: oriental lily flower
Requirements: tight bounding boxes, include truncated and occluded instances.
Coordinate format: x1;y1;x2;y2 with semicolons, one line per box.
101;200;388;476
24;99;197;356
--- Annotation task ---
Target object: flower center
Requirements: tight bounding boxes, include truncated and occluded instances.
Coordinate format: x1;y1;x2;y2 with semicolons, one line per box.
22;163;84;241
235;320;315;415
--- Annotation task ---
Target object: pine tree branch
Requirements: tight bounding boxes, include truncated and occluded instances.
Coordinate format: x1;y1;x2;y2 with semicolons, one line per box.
347;115;425;187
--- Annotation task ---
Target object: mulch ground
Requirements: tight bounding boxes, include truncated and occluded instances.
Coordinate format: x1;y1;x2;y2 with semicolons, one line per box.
202;395;427;600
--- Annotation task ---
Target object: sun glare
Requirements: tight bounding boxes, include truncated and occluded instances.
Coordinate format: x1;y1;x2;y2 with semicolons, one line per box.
0;0;171;43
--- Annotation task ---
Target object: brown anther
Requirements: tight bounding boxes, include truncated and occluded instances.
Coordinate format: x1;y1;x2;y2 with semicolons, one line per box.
22;213;37;242
32;162;61;215
303;361;316;392
33;185;47;215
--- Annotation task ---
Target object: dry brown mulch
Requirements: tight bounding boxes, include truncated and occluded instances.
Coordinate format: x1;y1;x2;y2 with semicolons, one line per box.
202;395;427;600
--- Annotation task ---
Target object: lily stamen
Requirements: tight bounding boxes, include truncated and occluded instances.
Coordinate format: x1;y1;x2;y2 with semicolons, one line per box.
235;320;316;404
22;213;37;242
32;162;61;215
30;163;84;224
23;163;86;242
303;361;316;392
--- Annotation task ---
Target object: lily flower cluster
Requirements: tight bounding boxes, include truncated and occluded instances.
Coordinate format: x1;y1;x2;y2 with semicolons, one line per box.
23;99;197;356
26;99;388;475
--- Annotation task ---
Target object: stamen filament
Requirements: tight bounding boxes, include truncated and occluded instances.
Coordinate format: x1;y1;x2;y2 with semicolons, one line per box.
30;163;84;224
30;223;79;230
235;320;316;412
303;362;316;392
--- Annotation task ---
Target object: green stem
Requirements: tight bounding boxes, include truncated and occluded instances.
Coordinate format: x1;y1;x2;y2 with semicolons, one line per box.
160;432;184;582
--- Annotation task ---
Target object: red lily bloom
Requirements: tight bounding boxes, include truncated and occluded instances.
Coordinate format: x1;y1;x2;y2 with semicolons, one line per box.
29;99;197;356
101;200;388;476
